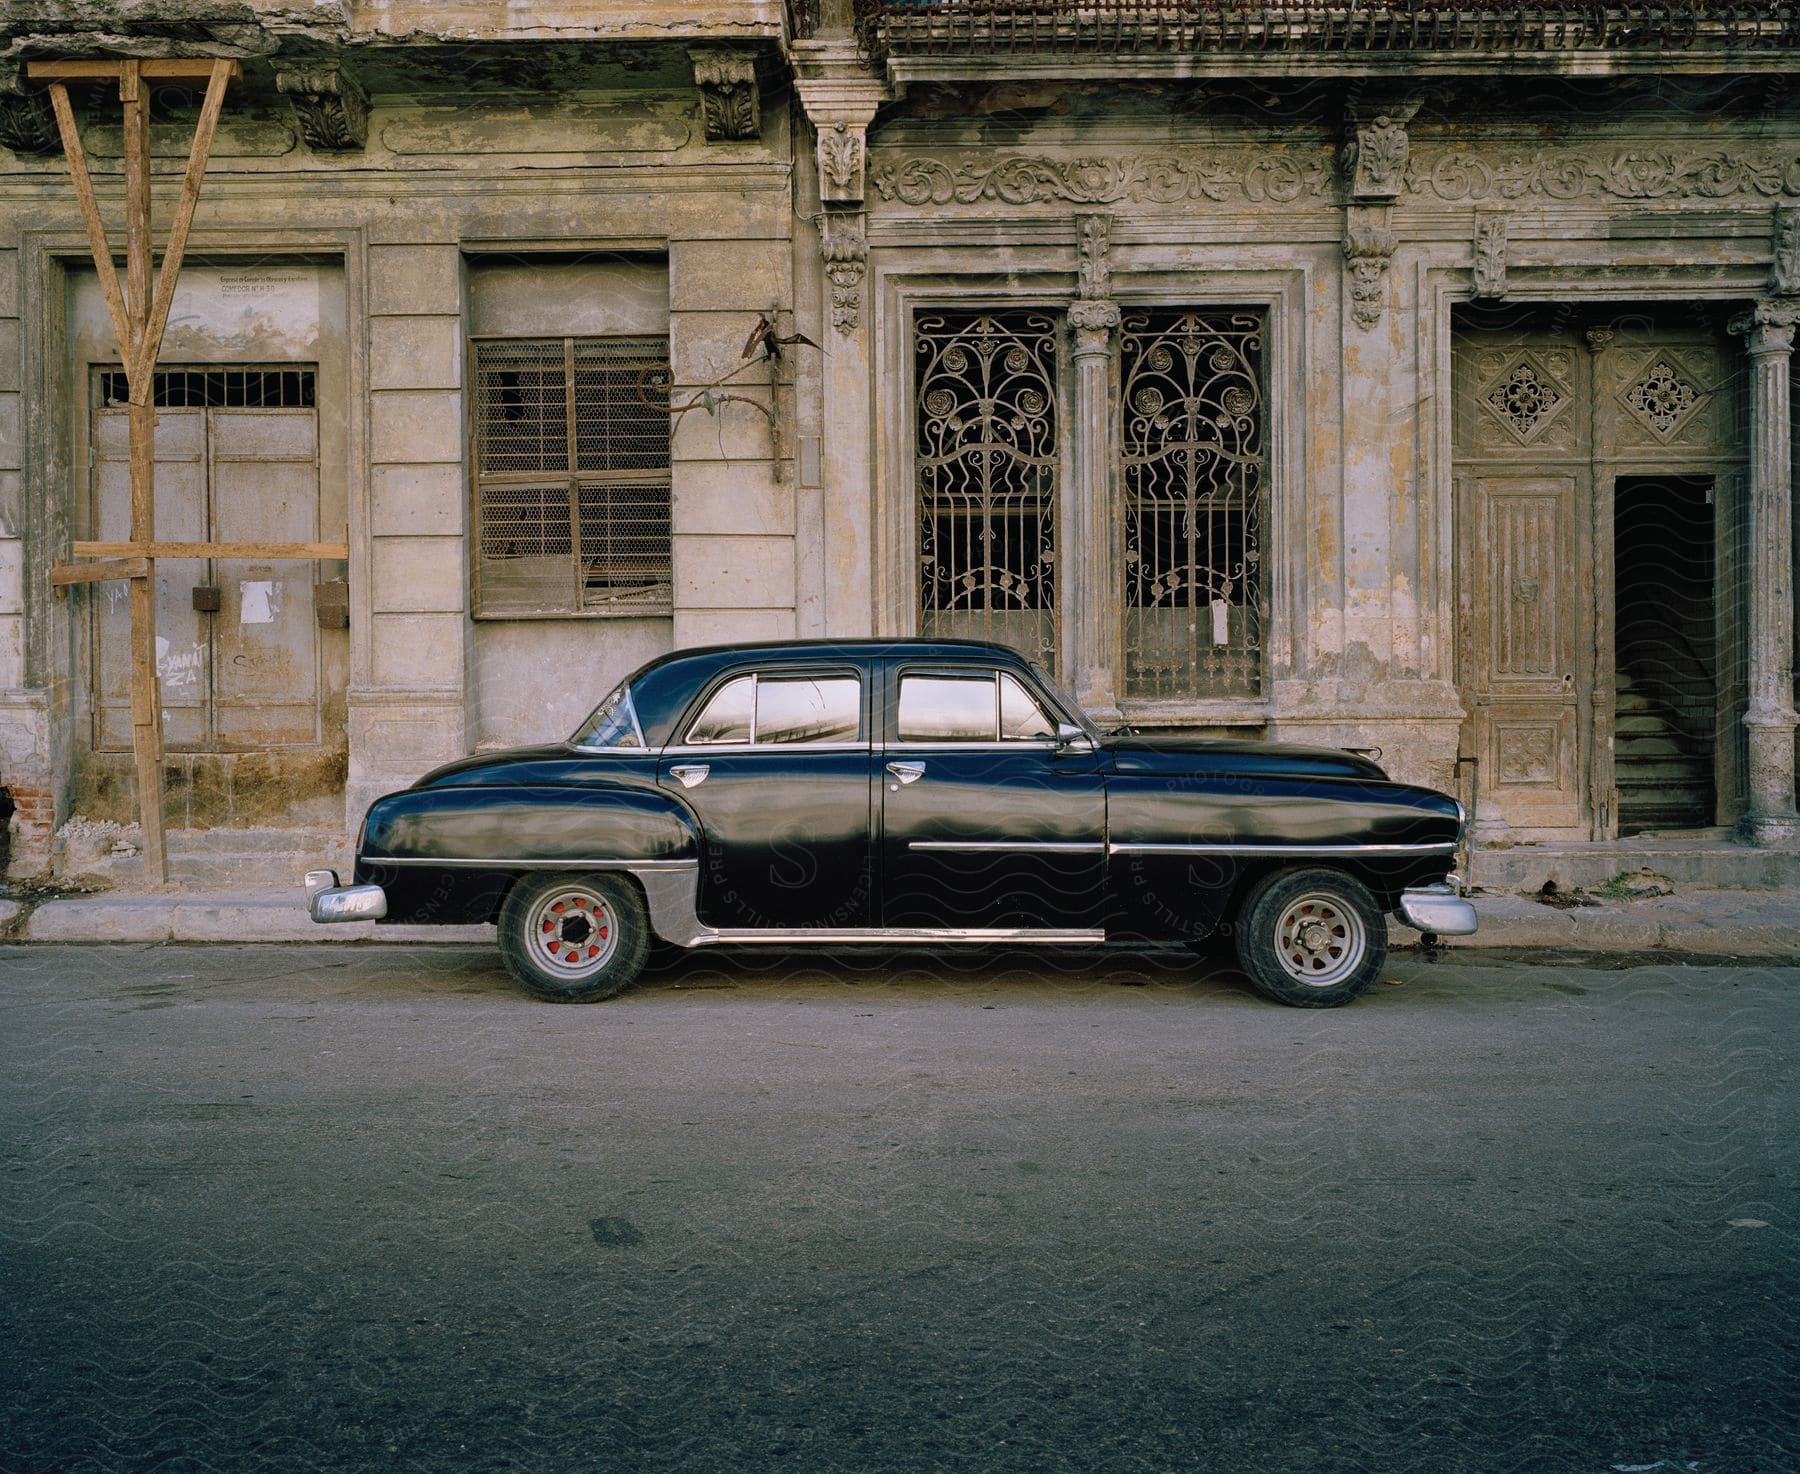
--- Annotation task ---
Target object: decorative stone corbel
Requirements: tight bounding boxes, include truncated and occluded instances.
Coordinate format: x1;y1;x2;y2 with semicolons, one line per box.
818;120;866;205
1341;99;1420;203
820;212;867;335
1077;212;1113;301
689;48;761;142
1344;210;1396;330
0;65;59;156
791;36;892;207
274;64;369;152
1472;214;1507;301
1771;204;1800;297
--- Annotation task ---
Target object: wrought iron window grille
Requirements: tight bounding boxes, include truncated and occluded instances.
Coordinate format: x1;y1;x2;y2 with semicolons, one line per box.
914;310;1061;668
1121;309;1267;700
855;0;1800;58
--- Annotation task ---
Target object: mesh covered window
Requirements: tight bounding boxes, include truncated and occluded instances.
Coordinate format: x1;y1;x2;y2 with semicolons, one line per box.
473;336;672;616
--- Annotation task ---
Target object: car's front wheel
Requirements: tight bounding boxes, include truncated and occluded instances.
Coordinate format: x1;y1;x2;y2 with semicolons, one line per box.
1234;866;1386;1008
498;872;649;1003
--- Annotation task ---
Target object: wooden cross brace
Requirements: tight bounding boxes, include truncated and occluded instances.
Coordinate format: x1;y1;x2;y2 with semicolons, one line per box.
25;56;313;885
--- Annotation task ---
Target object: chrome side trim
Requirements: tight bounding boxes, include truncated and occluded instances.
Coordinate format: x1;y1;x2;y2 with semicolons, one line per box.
364;856;698;870
1109;841;1457;857
1397;884;1479;936
625;855;1107;949
909;840;1107;853
699;927;1106;946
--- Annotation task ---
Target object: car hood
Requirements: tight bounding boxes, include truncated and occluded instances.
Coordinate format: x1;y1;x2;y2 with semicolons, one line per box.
1102;734;1387;781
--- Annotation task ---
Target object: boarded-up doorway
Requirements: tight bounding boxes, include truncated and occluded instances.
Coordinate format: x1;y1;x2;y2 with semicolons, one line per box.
84;366;348;825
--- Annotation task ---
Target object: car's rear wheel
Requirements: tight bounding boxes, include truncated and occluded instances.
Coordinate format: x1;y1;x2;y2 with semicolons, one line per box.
498;872;649;1003
1234;867;1386;1008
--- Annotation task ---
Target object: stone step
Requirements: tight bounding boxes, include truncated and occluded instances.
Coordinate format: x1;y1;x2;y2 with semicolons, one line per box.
52;827;351;888
1472;837;1800;892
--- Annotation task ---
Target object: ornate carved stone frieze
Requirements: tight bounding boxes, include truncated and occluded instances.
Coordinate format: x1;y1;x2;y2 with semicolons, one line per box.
274;65;369;152
1343;213;1396;330
1342;115;1417;203
1077;213;1113;300
871;150;1331;208
0;66;59;155
818;120;865;205
1406;147;1800;203
689;48;760;142
1772;205;1800;297
820;212;867;335
1584;327;1615;354
1472;215;1507;301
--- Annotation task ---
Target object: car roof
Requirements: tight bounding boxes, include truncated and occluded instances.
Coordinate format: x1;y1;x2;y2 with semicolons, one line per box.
624;638;1042;746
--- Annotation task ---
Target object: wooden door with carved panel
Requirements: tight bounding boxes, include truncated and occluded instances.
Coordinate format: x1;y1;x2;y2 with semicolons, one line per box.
1453;331;1594;837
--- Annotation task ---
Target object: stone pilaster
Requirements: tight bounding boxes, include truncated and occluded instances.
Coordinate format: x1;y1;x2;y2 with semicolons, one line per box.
1066;296;1123;722
792;38;890;637
1730;299;1800;844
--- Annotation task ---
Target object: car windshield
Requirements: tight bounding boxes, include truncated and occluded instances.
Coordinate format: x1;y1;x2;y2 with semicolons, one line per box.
570;681;643;749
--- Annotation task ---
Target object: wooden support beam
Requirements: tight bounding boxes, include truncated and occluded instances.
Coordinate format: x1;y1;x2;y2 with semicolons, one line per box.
49;556;147;589
35;56;240;885
73;540;351;561
28;60;245;83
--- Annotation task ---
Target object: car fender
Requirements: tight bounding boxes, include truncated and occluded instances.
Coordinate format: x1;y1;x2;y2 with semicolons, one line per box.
356;780;703;927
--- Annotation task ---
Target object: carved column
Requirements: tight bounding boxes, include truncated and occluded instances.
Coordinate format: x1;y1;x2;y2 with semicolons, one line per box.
1732;301;1800;843
792;40;891;636
1068;295;1123;723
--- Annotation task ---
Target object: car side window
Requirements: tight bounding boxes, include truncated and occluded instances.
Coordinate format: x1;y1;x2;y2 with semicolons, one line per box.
897;670;1055;743
999;673;1054;741
687;675;754;745
685;672;861;746
756;676;861;744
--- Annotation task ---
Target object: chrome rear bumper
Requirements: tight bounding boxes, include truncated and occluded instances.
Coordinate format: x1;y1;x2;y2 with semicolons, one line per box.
305;869;388;923
1397;883;1478;936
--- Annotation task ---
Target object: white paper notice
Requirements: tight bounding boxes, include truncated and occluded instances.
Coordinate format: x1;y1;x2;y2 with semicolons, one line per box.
1211;598;1230;647
240;581;275;624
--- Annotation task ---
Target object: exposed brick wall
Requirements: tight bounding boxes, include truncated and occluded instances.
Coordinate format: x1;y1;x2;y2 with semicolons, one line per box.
6;787;54;877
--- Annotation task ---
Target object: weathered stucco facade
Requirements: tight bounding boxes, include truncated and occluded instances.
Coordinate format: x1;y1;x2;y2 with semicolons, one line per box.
1;0;1797;877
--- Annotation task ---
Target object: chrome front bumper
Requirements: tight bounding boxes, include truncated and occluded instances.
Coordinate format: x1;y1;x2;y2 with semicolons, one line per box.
1397;882;1478;936
305;869;388;923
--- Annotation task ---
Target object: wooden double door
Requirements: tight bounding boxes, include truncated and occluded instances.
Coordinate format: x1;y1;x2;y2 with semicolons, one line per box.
1452;320;1744;840
89;392;336;753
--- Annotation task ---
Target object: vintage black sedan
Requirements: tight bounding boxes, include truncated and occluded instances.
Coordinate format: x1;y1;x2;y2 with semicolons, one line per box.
306;639;1474;1007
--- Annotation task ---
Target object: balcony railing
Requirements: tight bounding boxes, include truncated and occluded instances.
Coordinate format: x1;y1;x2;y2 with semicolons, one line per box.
854;0;1800;58
789;0;823;35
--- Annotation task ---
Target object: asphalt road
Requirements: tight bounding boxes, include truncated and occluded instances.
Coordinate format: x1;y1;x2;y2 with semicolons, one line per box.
1;942;1794;1474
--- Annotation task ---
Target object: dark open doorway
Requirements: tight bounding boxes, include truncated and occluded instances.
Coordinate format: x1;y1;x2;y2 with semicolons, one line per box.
1613;474;1717;834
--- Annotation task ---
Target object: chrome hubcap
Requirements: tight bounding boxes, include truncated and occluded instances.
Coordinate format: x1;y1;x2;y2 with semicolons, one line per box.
1274;893;1365;987
527;887;619;981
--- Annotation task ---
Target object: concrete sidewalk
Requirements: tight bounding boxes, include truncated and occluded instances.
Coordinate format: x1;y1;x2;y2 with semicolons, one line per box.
2;881;1797;957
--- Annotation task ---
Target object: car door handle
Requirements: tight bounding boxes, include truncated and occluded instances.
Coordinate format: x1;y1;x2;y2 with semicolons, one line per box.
669;764;710;789
886;761;925;790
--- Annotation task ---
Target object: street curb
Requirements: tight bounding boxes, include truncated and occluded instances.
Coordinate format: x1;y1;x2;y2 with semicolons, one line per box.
6;890;1799;957
16;893;492;945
